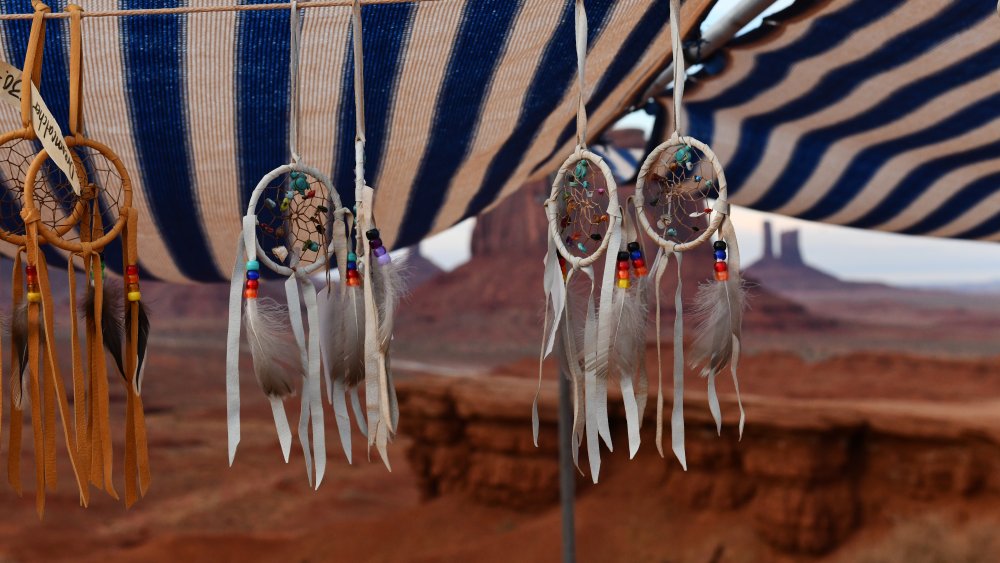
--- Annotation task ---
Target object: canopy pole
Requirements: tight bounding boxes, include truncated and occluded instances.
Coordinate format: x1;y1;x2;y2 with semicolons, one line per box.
0;0;438;20
637;0;781;104
558;367;577;563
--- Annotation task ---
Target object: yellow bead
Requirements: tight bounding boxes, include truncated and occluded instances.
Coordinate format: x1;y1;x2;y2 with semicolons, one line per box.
26;292;41;303
616;278;630;289
127;291;142;302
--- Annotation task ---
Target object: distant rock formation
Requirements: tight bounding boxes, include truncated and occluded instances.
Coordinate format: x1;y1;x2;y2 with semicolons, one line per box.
746;222;884;292
405;248;445;289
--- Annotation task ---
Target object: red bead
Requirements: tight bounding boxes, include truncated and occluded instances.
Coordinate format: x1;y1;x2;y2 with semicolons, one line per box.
635;266;648;277
246;279;259;289
26;273;37;284
127;273;139;284
126;265;138;275
715;270;729;282
714;262;728;272
617;261;629;271
632;258;645;268
616;269;629;280
25;266;36;275
347;270;360;279
243;288;258;299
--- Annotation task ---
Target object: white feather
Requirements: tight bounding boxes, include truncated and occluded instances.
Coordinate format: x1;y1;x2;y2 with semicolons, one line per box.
370;253;408;348
688;273;746;377
320;287;345;401
243;297;296;397
610;279;648;384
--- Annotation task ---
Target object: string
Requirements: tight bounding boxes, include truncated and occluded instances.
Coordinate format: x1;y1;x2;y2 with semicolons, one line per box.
289;0;301;163
670;0;685;135
0;0;440;20
573;0;587;149
352;0;366;201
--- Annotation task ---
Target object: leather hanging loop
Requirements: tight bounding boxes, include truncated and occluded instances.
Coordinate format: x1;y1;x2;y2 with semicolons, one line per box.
67;4;84;141
20;1;50;136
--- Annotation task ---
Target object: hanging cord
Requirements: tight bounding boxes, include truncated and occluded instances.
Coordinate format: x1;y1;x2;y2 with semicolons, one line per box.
669;0;685;136
288;0;302;163
352;0;366;201
573;0;587;150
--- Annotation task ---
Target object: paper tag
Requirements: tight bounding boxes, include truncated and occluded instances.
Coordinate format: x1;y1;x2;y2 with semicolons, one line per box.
0;60;81;195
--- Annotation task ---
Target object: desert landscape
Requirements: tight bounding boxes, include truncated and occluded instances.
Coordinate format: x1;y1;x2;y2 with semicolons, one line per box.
0;180;999;562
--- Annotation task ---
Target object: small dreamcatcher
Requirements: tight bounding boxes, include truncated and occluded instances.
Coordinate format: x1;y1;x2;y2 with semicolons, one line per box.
634;0;746;470
320;0;405;471
536;0;627;483
16;4;150;512
226;2;344;489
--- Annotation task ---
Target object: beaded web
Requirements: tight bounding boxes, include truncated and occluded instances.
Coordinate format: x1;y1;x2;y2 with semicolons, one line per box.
556;158;612;259
28;143;127;246
253;170;333;270
641;143;718;244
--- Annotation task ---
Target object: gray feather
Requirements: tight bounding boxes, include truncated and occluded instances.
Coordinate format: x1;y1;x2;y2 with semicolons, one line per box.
688;273;747;377
82;283;125;381
243;297;296;397
343;287;365;388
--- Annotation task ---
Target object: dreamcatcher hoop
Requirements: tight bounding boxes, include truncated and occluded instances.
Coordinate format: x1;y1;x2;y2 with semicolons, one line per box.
22;137;132;252
633;132;729;252
245;161;341;276
545;148;620;269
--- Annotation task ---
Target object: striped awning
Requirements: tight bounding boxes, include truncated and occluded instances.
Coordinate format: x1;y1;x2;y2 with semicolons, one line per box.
677;0;1000;242
0;0;713;282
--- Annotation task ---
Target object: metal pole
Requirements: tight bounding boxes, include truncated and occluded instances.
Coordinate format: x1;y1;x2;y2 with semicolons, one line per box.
558;369;577;563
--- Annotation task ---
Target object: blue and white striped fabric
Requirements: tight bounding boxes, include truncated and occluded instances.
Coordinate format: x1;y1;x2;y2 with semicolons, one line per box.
0;0;713;282
677;0;1000;242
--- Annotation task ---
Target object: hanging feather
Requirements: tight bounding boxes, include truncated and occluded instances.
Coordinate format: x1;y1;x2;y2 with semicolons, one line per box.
243;297;296;398
610;278;647;387
320;286;345;397
11;299;45;404
370;253;408;349
688;269;746;378
127;300;150;392
82;282;125;380
342;286;365;389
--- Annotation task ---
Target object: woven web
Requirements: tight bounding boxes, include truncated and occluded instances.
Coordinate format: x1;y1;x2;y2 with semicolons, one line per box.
556;158;611;259
254;171;333;270
642;143;718;244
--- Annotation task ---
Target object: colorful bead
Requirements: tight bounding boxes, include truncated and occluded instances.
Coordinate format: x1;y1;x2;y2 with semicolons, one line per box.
243;288;258;299
635;266;648;276
627;242;640;252
713;240;727;251
371;239;383;249
346;278;361;287
246;260;260;271
633;258;645;269
294;176;308;192
714;262;728;273
377;253;392;266
617;261;629;271
616;269;629;280
305;189;316;199
347;252;357;262
666;227;678;237
715;270;729;282
27;292;41;303
365;229;380;241
347;262;357;271
247;270;260;280
576;242;586;252
630;250;642;261
715;250;726;260
127;273;139;284
616;278;630;289
373;246;387;257
127;291;142;302
246;279;259;290
264;198;276;209
617;251;629;261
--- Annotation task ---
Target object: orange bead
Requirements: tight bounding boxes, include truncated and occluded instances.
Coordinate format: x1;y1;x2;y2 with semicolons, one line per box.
715;270;729;282
127;273;139;284
243;288;258;299
616;269;629;280
714;261;728;272
635;266;648;277
346;277;361;287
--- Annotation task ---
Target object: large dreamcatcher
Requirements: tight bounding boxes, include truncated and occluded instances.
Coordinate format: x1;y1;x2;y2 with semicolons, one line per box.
320;0;405;471
11;4;150;513
537;0;629;483
634;0;746;470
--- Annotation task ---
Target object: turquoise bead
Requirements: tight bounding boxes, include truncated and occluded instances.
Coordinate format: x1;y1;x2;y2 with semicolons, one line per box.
246;260;260;271
675;146;690;163
347;252;357;261
290;171;301;180
294;176;308;192
666;228;678;237
577;242;586;251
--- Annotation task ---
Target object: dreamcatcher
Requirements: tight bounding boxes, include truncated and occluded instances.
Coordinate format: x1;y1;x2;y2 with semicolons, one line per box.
319;0;405;470
17;4;150;511
536;0;628;483
226;1;342;488
634;0;746;470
